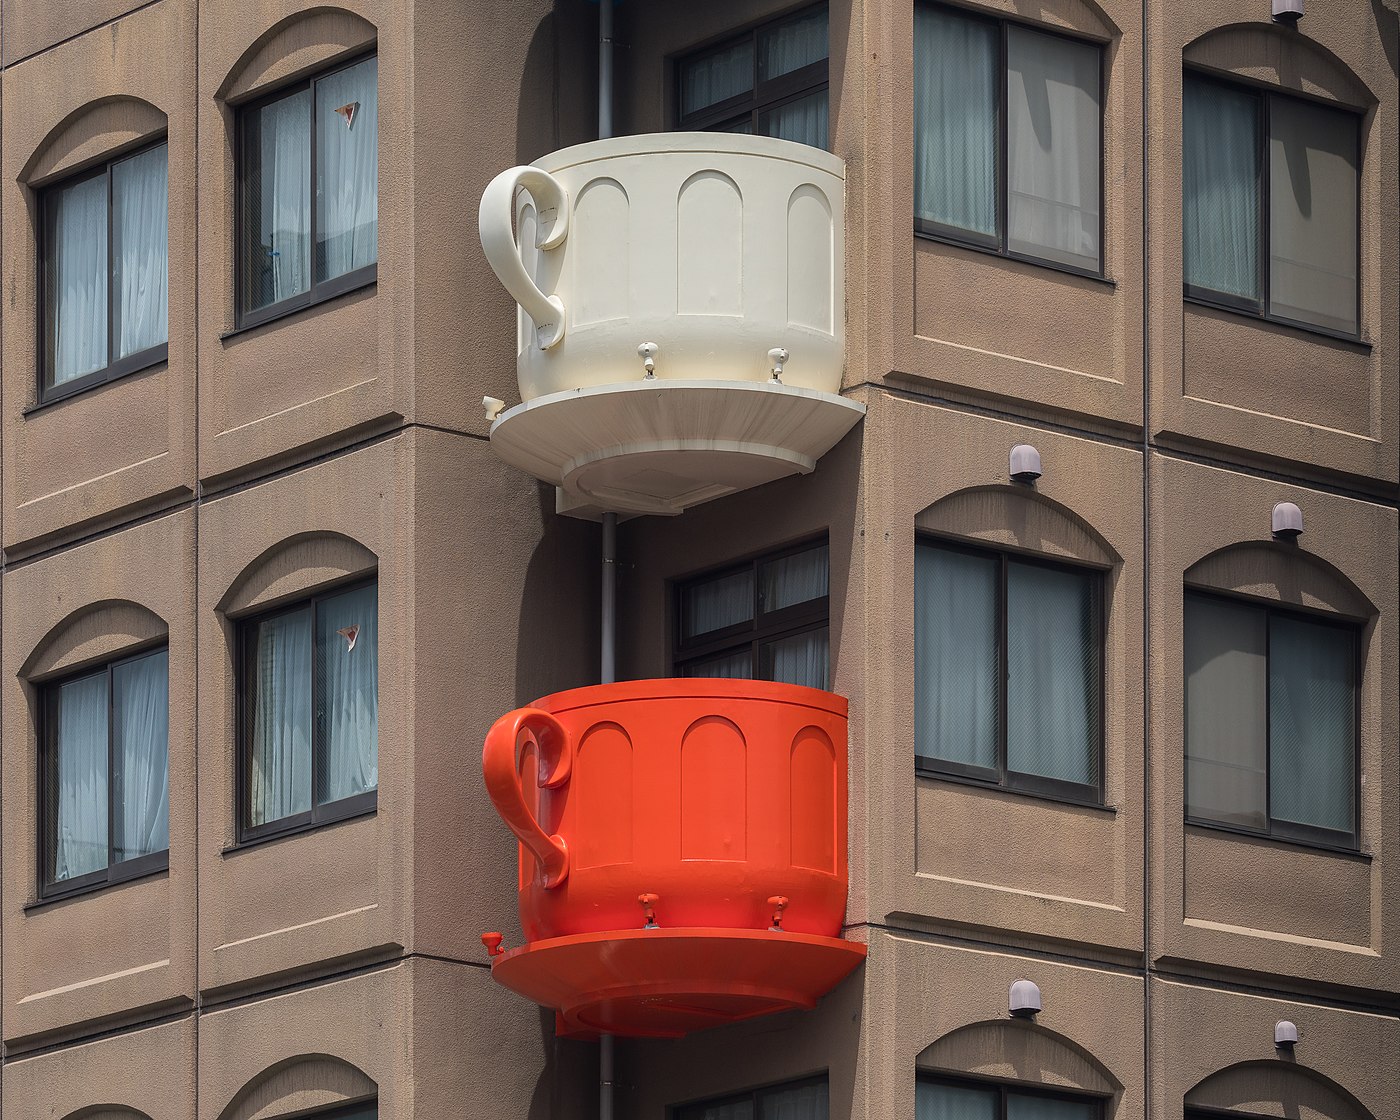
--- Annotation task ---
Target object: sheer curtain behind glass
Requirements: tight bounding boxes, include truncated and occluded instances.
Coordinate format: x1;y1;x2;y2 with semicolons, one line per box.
244;89;311;312
316;583;379;804
47;175;108;386
760;545;830;688
250;606;313;826
762;1081;828;1120
112;650;170;863
917;1082;998;1120
685;570;755;637
913;5;998;239
112;144;169;360
317;57;379;281
758;8;829;148
683;40;754;117
1183;76;1260;302
1007;1094;1097;1120
51;673;109;882
1006;28;1100;270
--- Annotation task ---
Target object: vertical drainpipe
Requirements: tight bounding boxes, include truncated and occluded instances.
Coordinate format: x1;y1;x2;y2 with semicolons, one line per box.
1140;0;1153;1113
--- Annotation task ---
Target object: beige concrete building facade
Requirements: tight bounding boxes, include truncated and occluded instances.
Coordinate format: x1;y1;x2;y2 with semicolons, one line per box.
0;0;1392;1118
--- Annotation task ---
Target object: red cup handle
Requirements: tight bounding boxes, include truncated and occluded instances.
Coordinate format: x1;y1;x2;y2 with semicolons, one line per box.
482;707;571;888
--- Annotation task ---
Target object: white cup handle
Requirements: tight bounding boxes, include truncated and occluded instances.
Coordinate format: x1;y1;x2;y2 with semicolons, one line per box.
479;166;569;349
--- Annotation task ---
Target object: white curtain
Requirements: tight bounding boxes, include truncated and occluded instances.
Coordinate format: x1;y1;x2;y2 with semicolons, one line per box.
761;90;830;149
683;39;754;117
112;143;169;359
1184;596;1268;830
316;56;379;280
1005;562;1097;787
914;545;999;770
1183;75;1261;302
1268;96;1358;334
53;673;109;882
247;88;311;311
48;174;108;385
112;649;170;863
914;5;998;238
685;650;755;679
1269;615;1355;835
764;630;829;690
761;545;828;611
762;1081;828;1120
1007;1093;1097;1120
1006;27;1100;270
251;607;313;825
685;569;755;638
317;583;379;804
760;6;827;82
916;1082;997;1120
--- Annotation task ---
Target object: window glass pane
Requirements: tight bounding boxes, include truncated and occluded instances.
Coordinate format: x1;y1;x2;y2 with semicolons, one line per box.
1269;615;1355;836
50;673;109;882
916;1081;998;1120
722;118;757;135
316;56;380;281
1183;76;1261;302
1006;28;1100;270
683;650;755;680
316;583;380;805
1007;1093;1098;1120
915;545;999;770
1006;562;1098;787
761;545;829;612
680;1100;755;1120
682;39;754;116
759;7;828;82
112;649;170;863
250;606;313;826
111;143;169;360
913;5;998;240
46;174;109;386
1268;96;1359;334
760;1080;829;1120
762;629;829;689
759;89;829;148
684;569;755;638
242;88;312;313
1184;596;1267;830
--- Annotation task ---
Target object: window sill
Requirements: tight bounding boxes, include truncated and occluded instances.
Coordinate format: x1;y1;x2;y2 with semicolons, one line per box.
915;228;1114;287
1183;295;1371;349
221;270;377;342
1184;819;1368;860
916;764;1114;814
23;346;169;417
24;857;169;912
223;797;377;855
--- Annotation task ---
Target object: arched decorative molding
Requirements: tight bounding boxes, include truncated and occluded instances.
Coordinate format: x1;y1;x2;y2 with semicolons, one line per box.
63;1108;153;1120
916;486;1119;568
1184;24;1375;108
1185;543;1375;621
1186;1059;1375;1120
220;7;378;103
23;96;167;186
966;0;1117;41
218;1055;376;1120
917;1019;1122;1097
22;600;168;683
219;531;378;618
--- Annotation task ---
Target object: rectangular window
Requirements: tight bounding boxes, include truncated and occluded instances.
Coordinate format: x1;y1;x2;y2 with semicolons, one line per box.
41;647;170;897
1182;71;1360;337
917;1078;1101;1120
41;141;168;400
676;4;830;149
914;3;1103;275
238;54;378;326
676;1076;828;1120
674;541;830;690
240;580;379;840
1184;592;1358;848
915;540;1103;803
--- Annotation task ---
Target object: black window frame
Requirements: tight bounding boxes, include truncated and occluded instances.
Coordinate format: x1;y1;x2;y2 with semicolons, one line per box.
1181;68;1364;343
917;1074;1106;1120
1183;587;1362;852
36;139;171;406
915;537;1107;807
307;1103;377;1120
672;1074;829;1120
234;50;379;332
37;643;171;901
674;3;830;144
913;1;1107;280
236;576;379;845
672;538;831;688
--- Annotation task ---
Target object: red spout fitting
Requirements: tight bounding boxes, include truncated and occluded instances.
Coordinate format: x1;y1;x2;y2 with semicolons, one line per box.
768;895;789;930
638;893;660;928
481;932;505;958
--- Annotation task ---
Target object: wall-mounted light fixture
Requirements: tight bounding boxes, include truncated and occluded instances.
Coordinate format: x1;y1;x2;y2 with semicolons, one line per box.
1275;1020;1299;1049
1010;444;1042;484
1009;979;1042;1018
1272;502;1304;540
1272;0;1303;24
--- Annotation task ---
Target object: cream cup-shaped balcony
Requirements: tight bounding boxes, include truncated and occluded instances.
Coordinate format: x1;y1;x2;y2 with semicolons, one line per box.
479;133;864;516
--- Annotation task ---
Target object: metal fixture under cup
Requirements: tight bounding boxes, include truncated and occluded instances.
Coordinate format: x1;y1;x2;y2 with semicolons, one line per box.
1272;501;1303;540
1272;0;1303;24
1275;1020;1299;1049
1009;979;1042;1018
1009;444;1042;484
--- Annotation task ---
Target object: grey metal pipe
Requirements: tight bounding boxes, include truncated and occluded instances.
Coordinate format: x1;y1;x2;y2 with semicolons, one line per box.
600;1033;616;1120
599;0;614;140
601;511;618;685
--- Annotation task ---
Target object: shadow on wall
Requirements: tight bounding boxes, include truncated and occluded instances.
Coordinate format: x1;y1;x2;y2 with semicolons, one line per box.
1186;1059;1377;1120
1372;0;1398;79
527;1005;600;1120
517;8;557;165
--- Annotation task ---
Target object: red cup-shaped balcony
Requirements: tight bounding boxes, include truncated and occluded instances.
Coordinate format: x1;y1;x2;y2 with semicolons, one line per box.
481;678;865;1038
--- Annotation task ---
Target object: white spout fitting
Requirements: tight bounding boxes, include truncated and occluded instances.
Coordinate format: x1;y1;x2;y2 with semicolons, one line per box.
483;396;506;422
768;347;789;382
638;342;659;378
